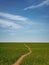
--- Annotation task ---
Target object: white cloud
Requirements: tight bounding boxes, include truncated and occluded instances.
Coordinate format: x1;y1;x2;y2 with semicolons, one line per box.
0;19;22;29
24;0;49;10
0;12;35;25
0;12;28;22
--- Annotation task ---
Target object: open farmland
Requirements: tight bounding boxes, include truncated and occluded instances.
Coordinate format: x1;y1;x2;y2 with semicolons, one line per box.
0;42;49;65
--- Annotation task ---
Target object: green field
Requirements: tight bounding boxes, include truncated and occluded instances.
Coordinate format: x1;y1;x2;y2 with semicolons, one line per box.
0;42;49;65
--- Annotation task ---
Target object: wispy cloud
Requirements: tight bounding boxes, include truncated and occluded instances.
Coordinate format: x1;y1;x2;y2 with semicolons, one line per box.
25;29;49;33
0;19;22;29
24;0;49;10
42;15;49;18
0;12;34;25
0;12;28;22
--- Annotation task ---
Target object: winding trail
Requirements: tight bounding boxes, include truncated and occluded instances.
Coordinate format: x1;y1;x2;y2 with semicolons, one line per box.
12;44;32;65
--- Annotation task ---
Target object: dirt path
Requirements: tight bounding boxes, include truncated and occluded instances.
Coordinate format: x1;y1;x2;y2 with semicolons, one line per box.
12;44;32;65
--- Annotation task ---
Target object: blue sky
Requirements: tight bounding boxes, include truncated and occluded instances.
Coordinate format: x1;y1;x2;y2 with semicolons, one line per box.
0;0;49;42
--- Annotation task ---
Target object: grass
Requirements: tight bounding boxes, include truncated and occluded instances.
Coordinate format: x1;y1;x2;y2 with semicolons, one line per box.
0;43;28;65
20;43;49;65
0;42;49;65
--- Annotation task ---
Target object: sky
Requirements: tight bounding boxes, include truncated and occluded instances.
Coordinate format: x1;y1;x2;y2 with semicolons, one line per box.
0;0;49;42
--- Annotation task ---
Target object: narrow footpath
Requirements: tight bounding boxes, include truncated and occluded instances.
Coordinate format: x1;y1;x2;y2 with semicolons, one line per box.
12;44;32;65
